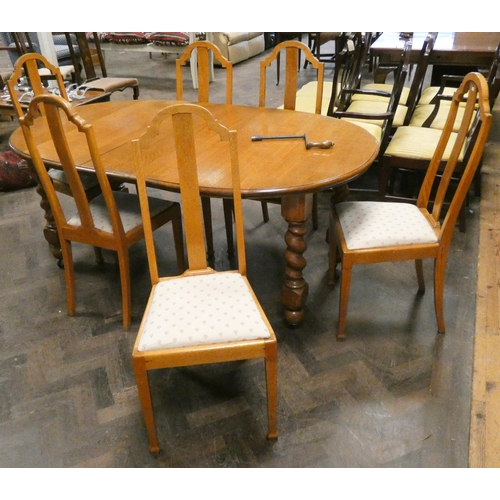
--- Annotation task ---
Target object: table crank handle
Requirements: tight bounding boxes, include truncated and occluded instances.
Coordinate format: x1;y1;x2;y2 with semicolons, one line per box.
305;140;334;150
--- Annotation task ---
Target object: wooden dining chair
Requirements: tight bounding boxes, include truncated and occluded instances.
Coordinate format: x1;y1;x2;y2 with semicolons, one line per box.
5;32;76;81
330;40;412;198
350;32;438;128
18;94;185;331
304;32;344;68
408;40;500;131
293;32;369;115
67;33;140;100
6;52;103;203
176;40;235;260
328;72;492;341
259;40;325;229
334;36;417;132
377;43;499;232
131;103;278;454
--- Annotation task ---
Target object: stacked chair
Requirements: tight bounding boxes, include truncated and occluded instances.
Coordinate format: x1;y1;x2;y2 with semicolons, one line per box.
328;72;492;341
408;39;500;131
131;103;278;454
349;32;438;128
330;39;412;178
293;32;371;116
378;39;500;232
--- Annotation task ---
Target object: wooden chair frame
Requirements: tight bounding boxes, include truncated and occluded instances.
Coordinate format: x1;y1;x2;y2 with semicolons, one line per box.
66;32;140;100
332;40;412;171
19;94;185;330
132;103;278;454
258;40;325;228
260;40;325;114
328;72;492;341
176;40;235;260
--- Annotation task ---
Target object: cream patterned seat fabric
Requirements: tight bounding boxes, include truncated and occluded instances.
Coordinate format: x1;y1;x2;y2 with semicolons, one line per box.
67;191;172;232
335;201;439;250
137;272;272;351
384;126;465;161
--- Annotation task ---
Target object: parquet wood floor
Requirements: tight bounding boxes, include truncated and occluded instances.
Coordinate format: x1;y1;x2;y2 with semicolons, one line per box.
0;43;497;467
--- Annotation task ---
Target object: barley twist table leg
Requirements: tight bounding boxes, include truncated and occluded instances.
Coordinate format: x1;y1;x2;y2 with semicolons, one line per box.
28;160;63;266
280;194;312;326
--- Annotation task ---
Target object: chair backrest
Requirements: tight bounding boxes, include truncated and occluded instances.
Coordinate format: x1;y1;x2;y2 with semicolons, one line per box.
403;31;438;124
377;40;412;154
176;41;233;104
6;52;68;118
418;72;492;241
486;40;500;107
9;32;36;56
68;32;108;84
132;103;246;284
19;94;126;239
259;40;325;113
329;32;373;114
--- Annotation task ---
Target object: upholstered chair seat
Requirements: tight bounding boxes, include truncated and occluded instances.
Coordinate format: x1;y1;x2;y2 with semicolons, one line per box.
84;76;139;94
352;83;410;105
335;201;438;250
384;125;464;161
137;273;272;352
48;169;99;190
340;119;382;142
289;80;337;114
409;103;474;132
67;191;175;233
343;99;409;127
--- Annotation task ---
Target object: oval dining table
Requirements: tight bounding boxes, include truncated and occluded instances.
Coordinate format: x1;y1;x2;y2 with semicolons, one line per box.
9;99;379;327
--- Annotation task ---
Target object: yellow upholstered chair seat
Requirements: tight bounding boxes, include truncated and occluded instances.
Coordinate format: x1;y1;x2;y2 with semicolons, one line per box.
417;86;457;106
409;103;475;132
352;83;410;105
284;80;337;114
385;125;464;161
340;119;382;142
344;99;408;128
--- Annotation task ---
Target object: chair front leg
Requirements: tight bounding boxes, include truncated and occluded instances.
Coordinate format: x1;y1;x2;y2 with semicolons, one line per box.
133;358;160;455
434;254;447;334
337;259;353;341
61;239;76;316
415;259;425;293
264;340;278;440
117;248;131;331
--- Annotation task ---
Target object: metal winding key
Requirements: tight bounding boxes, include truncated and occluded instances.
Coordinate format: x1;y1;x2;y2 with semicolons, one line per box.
251;134;334;150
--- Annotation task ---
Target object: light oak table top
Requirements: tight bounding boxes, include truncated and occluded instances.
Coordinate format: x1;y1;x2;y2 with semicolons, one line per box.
10;100;379;326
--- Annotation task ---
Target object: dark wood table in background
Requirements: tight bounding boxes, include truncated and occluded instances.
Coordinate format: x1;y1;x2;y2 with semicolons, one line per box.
371;32;500;84
10;100;378;326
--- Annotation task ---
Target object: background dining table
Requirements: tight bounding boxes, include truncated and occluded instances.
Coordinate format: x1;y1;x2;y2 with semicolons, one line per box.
9;99;379;326
371;32;500;84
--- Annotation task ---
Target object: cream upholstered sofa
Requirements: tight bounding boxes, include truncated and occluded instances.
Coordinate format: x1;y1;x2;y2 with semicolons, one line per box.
212;32;265;64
